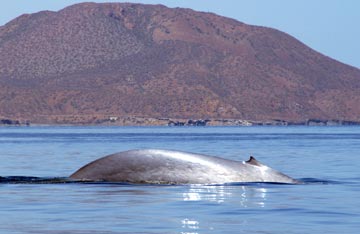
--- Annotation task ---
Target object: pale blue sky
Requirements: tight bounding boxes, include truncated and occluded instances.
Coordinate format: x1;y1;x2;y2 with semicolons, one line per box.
1;0;359;68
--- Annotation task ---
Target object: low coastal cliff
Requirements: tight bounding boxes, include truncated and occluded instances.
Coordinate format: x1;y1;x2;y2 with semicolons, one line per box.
1;117;359;127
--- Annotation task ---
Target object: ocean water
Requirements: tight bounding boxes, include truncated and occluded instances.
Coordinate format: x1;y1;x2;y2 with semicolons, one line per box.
0;126;359;234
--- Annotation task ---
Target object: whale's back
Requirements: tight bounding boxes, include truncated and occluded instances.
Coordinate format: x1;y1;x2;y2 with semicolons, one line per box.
70;149;242;184
70;149;298;184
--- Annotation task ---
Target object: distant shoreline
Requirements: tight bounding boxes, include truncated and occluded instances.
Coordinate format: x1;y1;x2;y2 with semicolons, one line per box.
1;117;360;127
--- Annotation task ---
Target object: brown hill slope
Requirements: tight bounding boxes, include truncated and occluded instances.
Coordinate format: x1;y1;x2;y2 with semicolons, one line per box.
0;2;359;124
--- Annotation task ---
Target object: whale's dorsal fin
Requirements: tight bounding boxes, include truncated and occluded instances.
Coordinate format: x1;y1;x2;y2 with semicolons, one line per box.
246;156;263;166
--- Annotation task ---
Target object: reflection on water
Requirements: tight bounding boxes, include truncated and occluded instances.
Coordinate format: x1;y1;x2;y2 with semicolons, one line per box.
180;184;269;233
181;218;200;234
182;184;268;207
183;185;231;203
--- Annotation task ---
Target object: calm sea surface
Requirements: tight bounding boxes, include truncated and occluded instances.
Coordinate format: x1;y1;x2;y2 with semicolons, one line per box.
0;126;359;233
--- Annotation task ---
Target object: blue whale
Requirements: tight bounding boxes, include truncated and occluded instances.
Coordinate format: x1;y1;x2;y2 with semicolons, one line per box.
70;149;299;184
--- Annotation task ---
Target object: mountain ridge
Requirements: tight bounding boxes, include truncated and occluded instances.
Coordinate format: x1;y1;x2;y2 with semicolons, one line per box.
0;2;359;125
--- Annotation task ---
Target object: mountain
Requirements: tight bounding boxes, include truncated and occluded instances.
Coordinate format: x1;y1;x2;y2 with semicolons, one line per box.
0;2;359;124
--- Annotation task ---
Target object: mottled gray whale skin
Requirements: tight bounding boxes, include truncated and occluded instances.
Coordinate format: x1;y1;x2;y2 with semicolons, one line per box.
70;149;299;184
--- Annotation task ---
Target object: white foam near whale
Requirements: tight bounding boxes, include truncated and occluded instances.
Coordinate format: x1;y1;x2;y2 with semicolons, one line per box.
70;149;300;184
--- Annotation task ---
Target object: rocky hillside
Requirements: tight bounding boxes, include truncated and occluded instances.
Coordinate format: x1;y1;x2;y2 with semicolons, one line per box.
0;2;359;124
